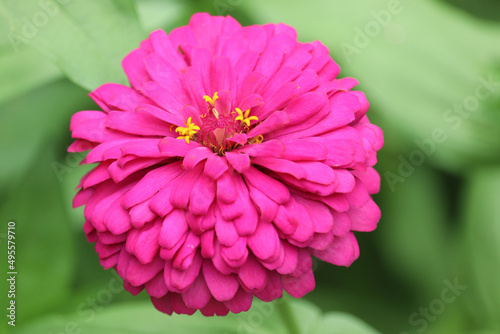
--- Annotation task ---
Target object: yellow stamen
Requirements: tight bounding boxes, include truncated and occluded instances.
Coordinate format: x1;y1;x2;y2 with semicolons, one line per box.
175;117;200;144
203;92;219;106
235;108;258;127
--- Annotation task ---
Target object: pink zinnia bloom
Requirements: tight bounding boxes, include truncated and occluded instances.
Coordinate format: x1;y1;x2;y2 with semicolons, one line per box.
70;13;383;316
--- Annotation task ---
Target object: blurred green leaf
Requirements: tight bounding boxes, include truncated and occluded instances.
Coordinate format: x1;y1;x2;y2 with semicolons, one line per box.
378;163;451;295
0;0;146;91
314;313;381;334
136;0;187;33
0;79;92;194
14;298;380;334
0;47;62;105
0;147;76;326
463;167;500;330
244;0;500;172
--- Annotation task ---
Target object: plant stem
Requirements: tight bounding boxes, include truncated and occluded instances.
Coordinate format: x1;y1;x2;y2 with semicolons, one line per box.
276;296;301;334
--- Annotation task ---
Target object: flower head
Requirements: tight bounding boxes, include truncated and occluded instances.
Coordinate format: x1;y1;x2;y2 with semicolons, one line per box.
70;13;383;316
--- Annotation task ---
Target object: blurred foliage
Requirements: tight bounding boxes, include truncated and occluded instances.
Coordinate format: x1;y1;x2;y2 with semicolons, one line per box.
0;0;499;333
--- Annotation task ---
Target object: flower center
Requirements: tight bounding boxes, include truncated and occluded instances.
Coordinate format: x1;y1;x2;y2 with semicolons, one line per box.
175;92;260;155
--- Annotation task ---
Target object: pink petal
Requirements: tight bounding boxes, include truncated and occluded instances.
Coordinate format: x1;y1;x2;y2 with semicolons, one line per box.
159;209;188;249
200;230;215;258
216;172;237;204
204;155;229;180
149;29;187;70
348;198;381;232
255;271;283;302
182;274;212;309
295;196;333;234
89;83;151;112
223;288;253;313
312;232;359;267
170;251;203;292
202;260;239;301
331;212;351;236
145;271;168;298
189;173;216;215
214;207;239;247
221;237;248;268
238;254;267;291
225;151;250;174
248;221;280;262
248;184;279;223
243;166;290;204
122;161;183;208
281;269;315;298
126;219;161;264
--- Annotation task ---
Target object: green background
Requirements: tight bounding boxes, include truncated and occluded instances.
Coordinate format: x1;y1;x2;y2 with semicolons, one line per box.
1;0;499;333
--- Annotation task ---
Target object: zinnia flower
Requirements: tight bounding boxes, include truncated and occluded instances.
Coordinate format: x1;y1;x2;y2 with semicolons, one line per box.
70;13;383;316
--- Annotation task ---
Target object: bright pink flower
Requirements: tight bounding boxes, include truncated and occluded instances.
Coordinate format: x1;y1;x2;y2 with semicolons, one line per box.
70;13;383;316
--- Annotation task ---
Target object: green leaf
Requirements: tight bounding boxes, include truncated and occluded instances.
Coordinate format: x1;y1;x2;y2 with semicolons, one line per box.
14;297;379;334
0;147;76;326
378;163;451;295
0;79;92;194
243;0;500;172
0;0;146;91
314;313;381;334
136;0;187;33
463;167;500;330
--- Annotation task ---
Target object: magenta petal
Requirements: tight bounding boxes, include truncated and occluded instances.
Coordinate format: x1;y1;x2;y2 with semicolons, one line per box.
223;288;253;313
169;292;197;315
122;162;182;208
352;167;380;194
126;219;161;264
117;250;163;286
348;198;381;232
158;137;202;157
248;221;280;261
253;157;307;180
145;271;168;298
122;48;150;90
246;111;289;138
295;196;333;234
215;207;239;247
159;210;188;249
211;56;234;97
200;299;230;316
331;212;351;236
202;260;239;301
221;237;248;267
312;232;359;267
182;274;212;309
243;167;290;204
200;230;215;258
276;242;299;275
308;232;334;251
90;83;151;112
248;184;279;223
151;295;173;315
149;29;187;70
232;176;258;236
225;151;251;173
282;269;315;298
189;173;216;215
170;251;203;291
282;92;327;126
204;155;229;180
183;147;213;170
255;271;283;302
238;254;267;291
